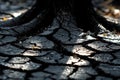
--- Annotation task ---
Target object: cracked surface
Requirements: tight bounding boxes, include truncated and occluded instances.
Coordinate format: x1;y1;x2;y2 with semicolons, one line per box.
0;1;120;80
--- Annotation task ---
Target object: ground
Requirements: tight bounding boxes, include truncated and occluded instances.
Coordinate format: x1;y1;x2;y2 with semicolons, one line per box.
0;0;120;80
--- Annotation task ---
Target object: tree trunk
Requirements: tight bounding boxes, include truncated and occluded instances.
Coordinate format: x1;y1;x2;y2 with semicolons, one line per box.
72;0;99;32
1;0;120;36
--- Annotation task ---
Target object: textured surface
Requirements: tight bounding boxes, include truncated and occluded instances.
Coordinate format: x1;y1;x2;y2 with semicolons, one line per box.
0;0;120;80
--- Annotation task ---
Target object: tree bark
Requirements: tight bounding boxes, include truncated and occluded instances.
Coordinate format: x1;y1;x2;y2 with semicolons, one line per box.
72;0;99;32
1;0;120;35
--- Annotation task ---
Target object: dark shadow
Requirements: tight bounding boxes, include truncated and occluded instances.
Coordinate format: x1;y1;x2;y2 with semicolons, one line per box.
0;0;120;80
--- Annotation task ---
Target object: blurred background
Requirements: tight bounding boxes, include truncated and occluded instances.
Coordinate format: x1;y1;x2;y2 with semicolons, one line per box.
93;0;120;19
0;0;34;21
0;0;33;11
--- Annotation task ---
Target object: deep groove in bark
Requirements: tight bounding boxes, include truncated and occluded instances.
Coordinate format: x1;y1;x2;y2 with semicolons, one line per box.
1;0;120;33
